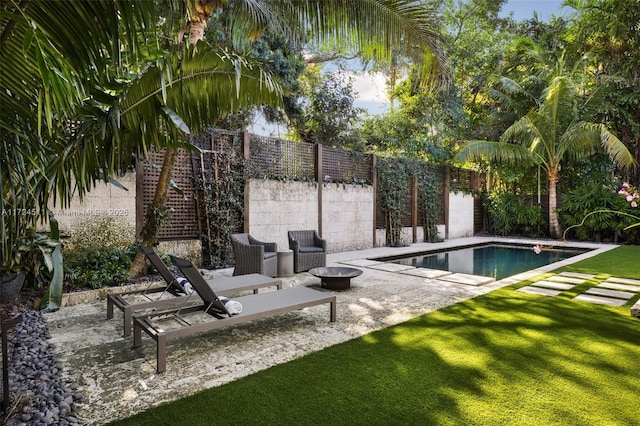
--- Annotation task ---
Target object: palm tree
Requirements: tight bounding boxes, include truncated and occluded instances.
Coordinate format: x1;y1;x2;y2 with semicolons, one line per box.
129;0;449;275
1;1;283;305
455;54;636;238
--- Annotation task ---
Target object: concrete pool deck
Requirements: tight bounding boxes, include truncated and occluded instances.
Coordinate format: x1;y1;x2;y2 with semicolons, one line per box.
45;237;616;425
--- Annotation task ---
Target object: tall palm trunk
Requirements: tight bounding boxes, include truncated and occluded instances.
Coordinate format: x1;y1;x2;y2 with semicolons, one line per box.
548;166;561;239
129;11;210;277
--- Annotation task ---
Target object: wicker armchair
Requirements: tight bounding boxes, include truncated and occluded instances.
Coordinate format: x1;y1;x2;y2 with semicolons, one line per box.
231;233;278;277
288;230;327;273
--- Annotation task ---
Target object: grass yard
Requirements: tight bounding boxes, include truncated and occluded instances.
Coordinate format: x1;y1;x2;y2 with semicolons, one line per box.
111;246;640;426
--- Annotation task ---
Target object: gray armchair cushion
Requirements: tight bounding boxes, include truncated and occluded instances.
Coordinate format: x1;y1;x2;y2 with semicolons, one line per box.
288;230;327;273
231;233;278;277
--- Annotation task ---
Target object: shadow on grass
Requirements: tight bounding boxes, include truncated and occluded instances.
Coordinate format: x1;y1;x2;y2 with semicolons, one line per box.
110;287;640;426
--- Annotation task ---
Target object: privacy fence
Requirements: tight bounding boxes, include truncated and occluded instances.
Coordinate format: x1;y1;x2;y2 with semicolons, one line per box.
136;128;478;256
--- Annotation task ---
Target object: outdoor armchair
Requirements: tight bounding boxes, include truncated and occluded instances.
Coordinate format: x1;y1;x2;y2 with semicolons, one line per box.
288;230;327;273
231;233;278;277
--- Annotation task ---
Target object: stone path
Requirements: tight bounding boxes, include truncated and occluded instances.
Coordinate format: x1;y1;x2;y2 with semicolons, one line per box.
516;272;640;314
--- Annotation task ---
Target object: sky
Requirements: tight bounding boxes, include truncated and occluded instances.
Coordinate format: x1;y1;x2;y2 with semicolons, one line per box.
249;0;568;137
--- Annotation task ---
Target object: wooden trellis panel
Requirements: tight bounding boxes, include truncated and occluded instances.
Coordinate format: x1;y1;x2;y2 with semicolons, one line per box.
139;149;199;241
322;146;372;183
248;135;315;180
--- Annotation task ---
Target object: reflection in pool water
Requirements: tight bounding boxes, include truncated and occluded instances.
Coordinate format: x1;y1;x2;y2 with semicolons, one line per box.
382;244;590;280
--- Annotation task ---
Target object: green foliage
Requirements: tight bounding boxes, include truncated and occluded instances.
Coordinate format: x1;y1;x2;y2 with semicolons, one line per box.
416;163;444;242
376;157;412;246
559;185;639;243
566;0;640;184
65;246;135;290
306;72;365;149
193;131;245;269
65;216;135;252
484;192;545;237
63;216;135;290
377;157;443;246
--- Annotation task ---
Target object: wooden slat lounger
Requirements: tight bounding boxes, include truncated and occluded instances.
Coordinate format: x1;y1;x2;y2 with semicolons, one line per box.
107;247;282;336
132;256;337;373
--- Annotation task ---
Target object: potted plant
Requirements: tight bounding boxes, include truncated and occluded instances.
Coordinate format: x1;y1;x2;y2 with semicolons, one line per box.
0;206;32;304
1;211;64;309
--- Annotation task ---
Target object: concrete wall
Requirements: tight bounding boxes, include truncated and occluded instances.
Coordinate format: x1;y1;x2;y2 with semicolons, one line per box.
321;183;373;252
448;192;474;238
247;179;318;251
52;174;475;254
247;179;375;253
50;172;136;238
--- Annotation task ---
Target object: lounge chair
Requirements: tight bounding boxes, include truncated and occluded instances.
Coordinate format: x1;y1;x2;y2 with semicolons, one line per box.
132;256;336;372
231;233;278;277
107;246;282;336
288;230;327;272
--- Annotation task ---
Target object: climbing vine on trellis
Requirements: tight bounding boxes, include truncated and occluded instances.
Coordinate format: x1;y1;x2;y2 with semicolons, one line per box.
416;162;444;242
377;157;444;246
192;130;245;268
376;157;412;247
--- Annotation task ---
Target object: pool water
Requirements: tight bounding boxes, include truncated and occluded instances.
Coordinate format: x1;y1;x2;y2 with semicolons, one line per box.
385;244;590;280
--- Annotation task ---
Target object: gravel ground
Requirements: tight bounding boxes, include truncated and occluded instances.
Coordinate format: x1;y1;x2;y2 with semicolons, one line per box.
1;305;84;425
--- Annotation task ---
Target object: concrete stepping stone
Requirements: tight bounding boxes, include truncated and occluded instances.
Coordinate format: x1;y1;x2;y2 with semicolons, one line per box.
547;275;586;284
559;271;595;279
573;294;627;306
585;288;635;300
437;273;494;286
632;300;640;318
517;286;562;297
530;280;575;291
367;263;415;272
399;268;452;279
598;282;640;293
606;277;640;286
340;259;383;267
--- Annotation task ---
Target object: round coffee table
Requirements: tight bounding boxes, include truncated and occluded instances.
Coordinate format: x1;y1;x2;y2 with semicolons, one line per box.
308;267;363;290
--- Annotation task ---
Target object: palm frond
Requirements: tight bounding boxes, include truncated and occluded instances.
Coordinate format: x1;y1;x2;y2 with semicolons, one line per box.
264;0;448;86
455;140;535;165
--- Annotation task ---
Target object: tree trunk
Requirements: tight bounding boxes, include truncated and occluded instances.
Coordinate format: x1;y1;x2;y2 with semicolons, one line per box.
548;167;561;239
129;7;211;278
128;147;179;277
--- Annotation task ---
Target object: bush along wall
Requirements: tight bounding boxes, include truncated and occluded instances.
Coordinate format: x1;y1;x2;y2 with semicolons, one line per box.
483;192;546;237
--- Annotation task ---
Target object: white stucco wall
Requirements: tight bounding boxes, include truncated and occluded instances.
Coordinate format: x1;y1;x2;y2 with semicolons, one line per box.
448;192;474;238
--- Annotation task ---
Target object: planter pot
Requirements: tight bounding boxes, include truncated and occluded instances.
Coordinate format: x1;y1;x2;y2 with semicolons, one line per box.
1;271;26;303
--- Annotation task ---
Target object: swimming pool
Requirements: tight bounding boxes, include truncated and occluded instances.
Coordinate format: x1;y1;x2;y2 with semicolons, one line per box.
376;243;591;280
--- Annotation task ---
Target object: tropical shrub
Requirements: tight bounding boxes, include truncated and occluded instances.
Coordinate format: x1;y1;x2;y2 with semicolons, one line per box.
65;216;135;252
484;192;545;237
63;216;136;289
560;184;639;243
65;246;135;290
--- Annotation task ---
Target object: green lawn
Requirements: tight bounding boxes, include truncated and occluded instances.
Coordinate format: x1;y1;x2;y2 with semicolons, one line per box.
111;246;640;426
